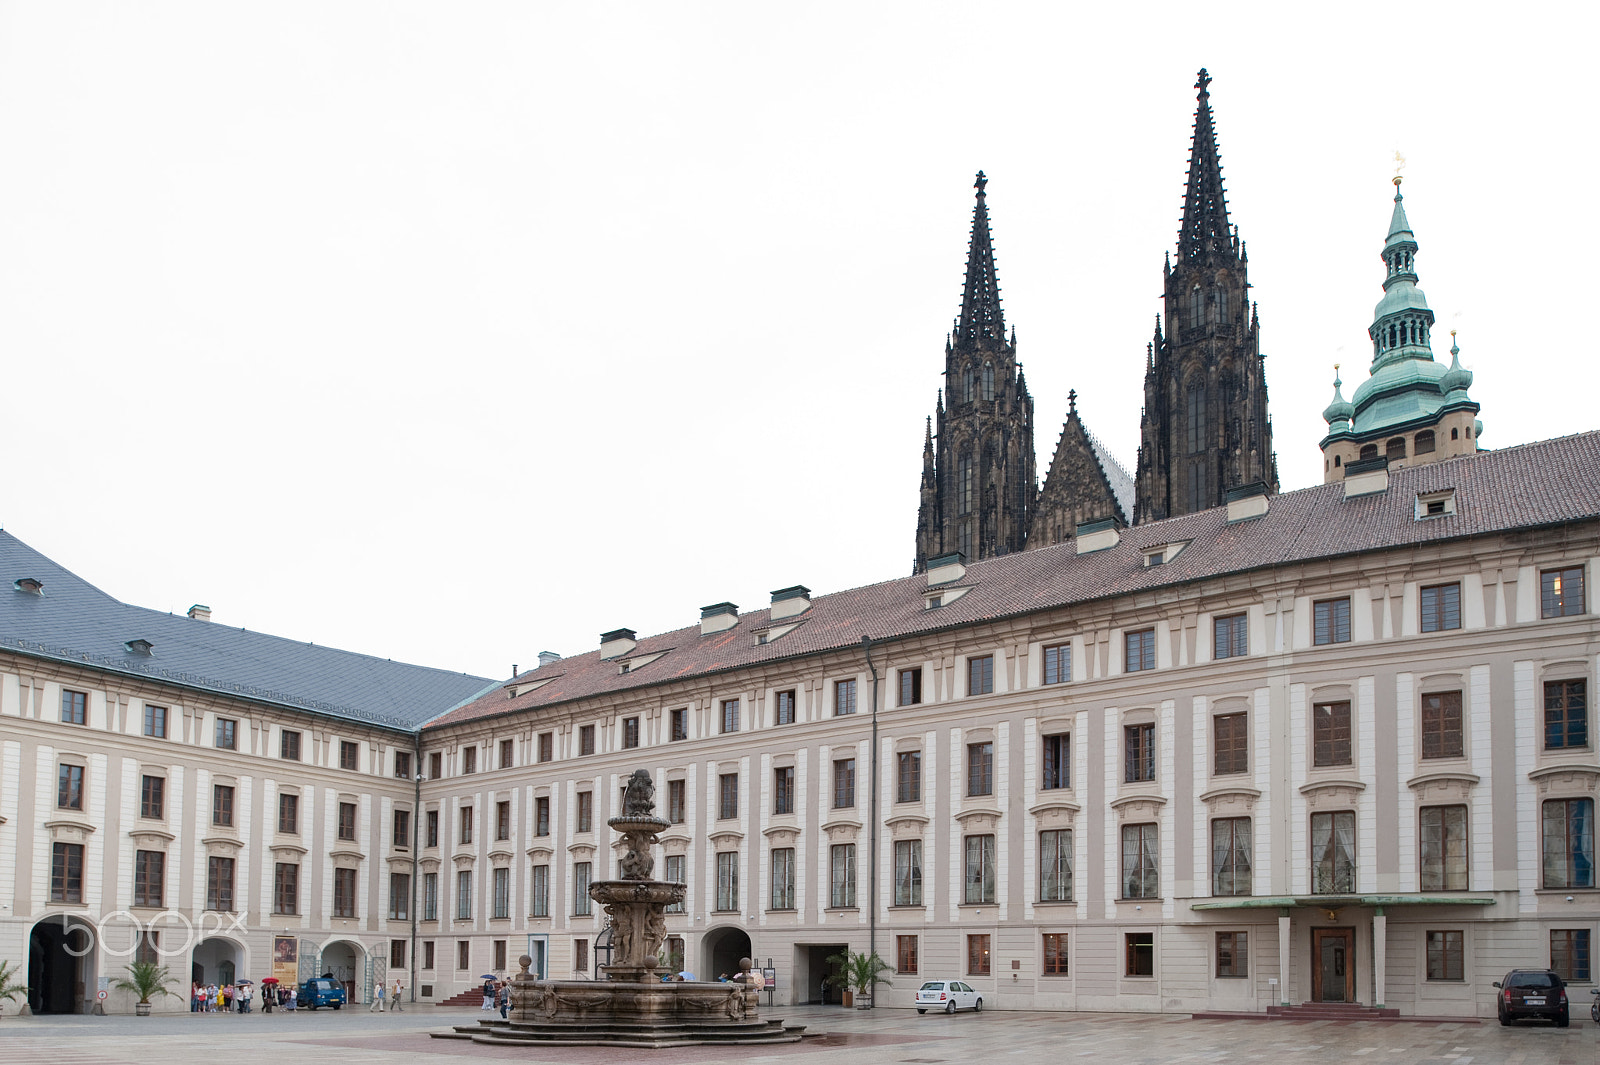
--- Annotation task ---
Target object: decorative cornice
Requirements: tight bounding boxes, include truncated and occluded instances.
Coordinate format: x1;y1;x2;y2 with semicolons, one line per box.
1199;785;1262;805
1406;771;1481;791
1298;778;1367;796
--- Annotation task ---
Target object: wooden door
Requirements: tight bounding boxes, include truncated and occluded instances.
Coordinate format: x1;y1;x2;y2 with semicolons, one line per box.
1311;928;1355;1003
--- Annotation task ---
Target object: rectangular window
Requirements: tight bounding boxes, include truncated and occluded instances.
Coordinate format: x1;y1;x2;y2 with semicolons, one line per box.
670;708;688;741
1213;712;1249;775
1420;805;1468;891
391;940;407;970
1213;613;1248;659
538;732;554;762
1420;582;1462;632
134;849;164;907
423;872;438;920
835;678;857;716
457;870;473;919
338;801;356;841
281;730;301;760
576;791;593;833
1542;797;1595;888
274;863;299;915
1425;930;1464;981
1039;828;1072;901
898;669;922;705
1043;643;1071;685
215;718;237;750
718;773;738;820
896;935;918;975
833;758;856;808
1125;723;1155;783
769;847;796;910
579;725;596;755
493;868;510;919
1216;931;1248;977
61;689;87;725
665;854;686;913
394;751;412;779
340;740;359;770
493;939;506;972
426;809;439;847
897;751;922;803
461;746;477;774
140;775;164;819
574;862;592;915
496;800;511;841
968;655;994;695
1543;566;1586;618
457;941;470;971
429;752;442;779
716;852;738;911
967;934;991;976
964;834;996;903
1125;932;1155;977
390;873;411;919
1211;817;1253;896
1041;932;1069;976
967;742;993;796
830;843;857;908
207;855;235;911
1311;810;1357;894
1551;929;1592;983
894;839;923;906
1314;597;1352;645
622;718;639;749
1545;679;1589;750
460;805;474;844
667;780;685;824
213;784;234;827
393;808;411;849
331;870;355;920
50;842;83;902
499;738;515;768
721;699;740;734
1313;701;1353;767
573;939;588;973
143;703;166;738
773;766;794;815
1041;733;1069;790
1124;628;1156;672
57;763;83;810
1421;690;1464;759
531;864;549;917
1122;823;1159;898
535;796;550;836
775;689;797;724
278;793;298;834
423;941;434;970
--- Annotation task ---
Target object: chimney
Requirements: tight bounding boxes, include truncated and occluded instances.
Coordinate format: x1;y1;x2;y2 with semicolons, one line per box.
599;629;636;660
537;650;562;669
1343;456;1390;499
770;585;812;621
1075;517;1123;554
511;664;518;678
700;602;739;636
1225;481;1271;522
925;552;966;586
188;604;212;622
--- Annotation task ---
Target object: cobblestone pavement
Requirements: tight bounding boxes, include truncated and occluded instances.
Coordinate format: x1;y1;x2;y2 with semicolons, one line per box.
0;1006;1592;1065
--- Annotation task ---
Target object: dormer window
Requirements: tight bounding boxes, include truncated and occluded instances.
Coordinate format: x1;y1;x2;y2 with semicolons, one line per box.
13;577;43;595
125;639;154;655
1143;541;1189;567
927;595;942;609
1415;489;1457;521
1145;551;1164;567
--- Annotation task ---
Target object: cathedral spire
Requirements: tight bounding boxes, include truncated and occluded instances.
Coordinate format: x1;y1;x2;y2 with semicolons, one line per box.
1178;68;1234;265
956;171;1005;348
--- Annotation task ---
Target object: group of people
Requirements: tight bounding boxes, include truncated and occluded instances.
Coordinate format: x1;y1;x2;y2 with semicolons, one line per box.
368;975;406;1011
189;982;254;1013
188;977;408;1013
479;976;511;1018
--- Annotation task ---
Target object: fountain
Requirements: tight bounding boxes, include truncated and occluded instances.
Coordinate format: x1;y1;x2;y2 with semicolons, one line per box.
437;770;803;1048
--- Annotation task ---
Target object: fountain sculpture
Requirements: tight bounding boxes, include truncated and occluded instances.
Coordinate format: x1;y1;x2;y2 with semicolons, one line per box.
438;769;803;1048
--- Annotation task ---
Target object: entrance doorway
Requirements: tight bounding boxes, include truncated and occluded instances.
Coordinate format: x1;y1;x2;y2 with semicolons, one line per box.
28;917;95;1014
321;940;364;1004
701;926;751;983
800;943;848;1005
1311;928;1356;1003
192;937;243;988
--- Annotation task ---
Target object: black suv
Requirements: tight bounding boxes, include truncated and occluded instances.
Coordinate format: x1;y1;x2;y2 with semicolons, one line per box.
1493;969;1569;1027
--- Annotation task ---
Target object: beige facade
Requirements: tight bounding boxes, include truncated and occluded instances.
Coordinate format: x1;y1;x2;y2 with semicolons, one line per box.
1321;409;1480;483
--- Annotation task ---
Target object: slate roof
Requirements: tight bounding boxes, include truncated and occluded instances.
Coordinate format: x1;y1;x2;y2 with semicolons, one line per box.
0;532;497;730
1086;424;1137;521
431;431;1600;729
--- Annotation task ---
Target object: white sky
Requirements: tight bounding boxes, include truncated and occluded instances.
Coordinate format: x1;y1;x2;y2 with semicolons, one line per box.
1;3;1593;682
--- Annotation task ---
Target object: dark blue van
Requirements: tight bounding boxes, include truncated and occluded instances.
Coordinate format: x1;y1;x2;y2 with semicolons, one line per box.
298;976;347;1009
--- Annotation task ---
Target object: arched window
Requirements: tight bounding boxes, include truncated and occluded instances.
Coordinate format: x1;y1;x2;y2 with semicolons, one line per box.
1360;444;1379;461
1215;286;1227;323
1415;430;1436;455
1190;287;1202;330
1334;454;1341;467
957;453;974;516
962;366;975;403
1188;461;1208;512
982;362;995;401
1186;385;1207;455
1387;436;1406;459
958;521;973;561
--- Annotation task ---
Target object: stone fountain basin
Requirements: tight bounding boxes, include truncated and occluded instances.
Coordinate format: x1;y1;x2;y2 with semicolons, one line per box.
589;879;686;905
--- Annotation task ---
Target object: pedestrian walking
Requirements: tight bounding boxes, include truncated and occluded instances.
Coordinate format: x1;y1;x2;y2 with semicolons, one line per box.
369;980;386;1012
390;975;404;1012
498;981;509;1019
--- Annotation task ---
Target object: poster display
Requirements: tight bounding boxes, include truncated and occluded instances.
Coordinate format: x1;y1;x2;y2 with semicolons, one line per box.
272;936;299;988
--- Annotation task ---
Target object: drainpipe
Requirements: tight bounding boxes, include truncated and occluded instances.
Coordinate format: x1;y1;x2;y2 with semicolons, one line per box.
411;734;422;1005
861;636;880;1008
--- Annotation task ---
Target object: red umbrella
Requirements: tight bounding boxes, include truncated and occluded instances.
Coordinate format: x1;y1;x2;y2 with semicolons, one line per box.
261;977;280;985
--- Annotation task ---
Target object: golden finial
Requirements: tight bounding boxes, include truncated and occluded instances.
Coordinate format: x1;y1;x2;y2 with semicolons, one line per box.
1393;150;1406;188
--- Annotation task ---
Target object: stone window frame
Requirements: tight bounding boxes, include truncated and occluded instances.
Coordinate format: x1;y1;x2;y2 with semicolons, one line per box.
1416;671;1469;763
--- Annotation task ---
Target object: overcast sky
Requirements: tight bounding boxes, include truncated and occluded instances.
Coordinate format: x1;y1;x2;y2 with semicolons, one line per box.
1;3;1592;682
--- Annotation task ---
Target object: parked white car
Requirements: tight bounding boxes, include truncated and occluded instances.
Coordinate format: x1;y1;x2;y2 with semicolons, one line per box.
915;979;983;1014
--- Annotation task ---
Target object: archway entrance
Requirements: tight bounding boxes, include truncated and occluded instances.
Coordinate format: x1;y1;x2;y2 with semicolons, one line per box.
701;926;751;983
28;917;95;1015
192;937;244;989
320;940;364;1004
800;943;848;1005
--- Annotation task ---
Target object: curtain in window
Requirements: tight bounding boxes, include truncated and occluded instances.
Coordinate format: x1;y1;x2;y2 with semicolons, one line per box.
1212;819;1251;895
895;841;922;906
1039;830;1072;901
965;835;995;903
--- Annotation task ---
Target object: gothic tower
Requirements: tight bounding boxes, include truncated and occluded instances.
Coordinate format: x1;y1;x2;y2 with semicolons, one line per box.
1135;70;1277;524
914;172;1036;573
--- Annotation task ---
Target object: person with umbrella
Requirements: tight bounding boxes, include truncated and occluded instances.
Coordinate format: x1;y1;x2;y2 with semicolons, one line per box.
480;973;497;1011
261;977;278;1013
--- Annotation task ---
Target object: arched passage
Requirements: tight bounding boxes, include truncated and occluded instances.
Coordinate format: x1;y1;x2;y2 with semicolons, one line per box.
28;916;96;1015
192;936;246;989
701;925;751;983
319;939;365;1004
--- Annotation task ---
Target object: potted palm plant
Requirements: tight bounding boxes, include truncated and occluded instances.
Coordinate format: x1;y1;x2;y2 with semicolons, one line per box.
825;949;891;1009
114;960;176;1016
0;960;29;1020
